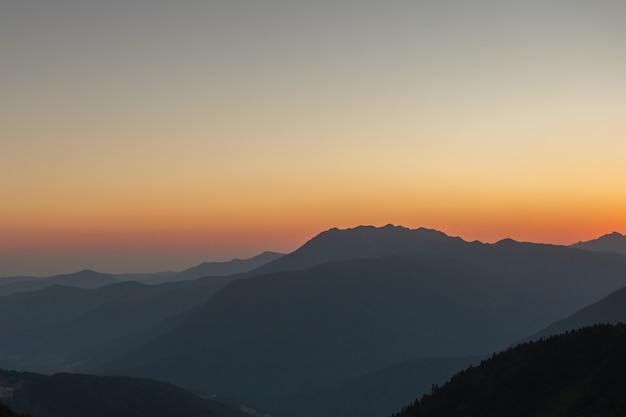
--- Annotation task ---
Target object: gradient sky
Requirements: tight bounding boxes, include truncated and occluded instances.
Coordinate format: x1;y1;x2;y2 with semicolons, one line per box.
2;1;626;276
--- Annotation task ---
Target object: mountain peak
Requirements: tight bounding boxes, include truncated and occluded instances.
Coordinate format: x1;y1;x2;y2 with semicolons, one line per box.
572;231;626;255
252;224;466;275
496;237;519;245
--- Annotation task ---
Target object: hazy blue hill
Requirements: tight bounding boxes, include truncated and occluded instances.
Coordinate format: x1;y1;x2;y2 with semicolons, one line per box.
526;286;626;342
0;251;282;294
0;276;38;286
0;277;235;373
393;323;626;417
0;270;119;297
258;356;482;417
177;251;284;280
571;231;626;255
0;369;250;417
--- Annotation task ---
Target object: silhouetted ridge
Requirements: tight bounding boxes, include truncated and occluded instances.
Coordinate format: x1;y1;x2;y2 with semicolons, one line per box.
572;231;626;255
251;225;467;275
178;251;284;279
495;237;518;245
393;323;626;417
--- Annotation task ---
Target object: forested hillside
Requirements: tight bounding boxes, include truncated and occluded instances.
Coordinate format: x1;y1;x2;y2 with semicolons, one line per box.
393;323;626;417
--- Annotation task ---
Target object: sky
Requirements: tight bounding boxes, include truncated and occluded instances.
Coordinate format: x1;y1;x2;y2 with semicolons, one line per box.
2;1;626;276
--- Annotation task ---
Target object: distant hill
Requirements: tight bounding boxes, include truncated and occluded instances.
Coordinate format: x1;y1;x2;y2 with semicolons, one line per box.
176;251;284;280
0;369;250;417
526;286;626;342
393;323;626;417
0;252;284;295
0;270;119;297
0;276;235;373
571;231;626;255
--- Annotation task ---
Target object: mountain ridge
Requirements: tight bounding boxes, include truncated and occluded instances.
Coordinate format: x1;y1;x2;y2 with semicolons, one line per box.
571;231;626;255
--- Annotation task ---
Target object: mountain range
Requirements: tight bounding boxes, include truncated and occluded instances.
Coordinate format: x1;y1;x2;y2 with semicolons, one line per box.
2;225;626;417
0;251;285;298
95;226;626;409
571;231;626;254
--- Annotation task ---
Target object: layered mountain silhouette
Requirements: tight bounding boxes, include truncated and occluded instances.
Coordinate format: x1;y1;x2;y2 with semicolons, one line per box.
0;369;251;417
176;251;284;280
0;252;283;296
4;225;626;416
96;226;626;410
101;253;522;402
0;277;236;373
572;231;626;254
393;323;626;417
0;270;119;298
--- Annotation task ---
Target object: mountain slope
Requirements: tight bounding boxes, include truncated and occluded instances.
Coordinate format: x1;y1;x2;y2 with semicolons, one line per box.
526;286;626;341
0;270;119;297
571;231;626;254
101;253;522;403
176;251;284;280
258;356;482;417
0;276;235;373
0;369;250;417
0;252;283;294
393;323;626;417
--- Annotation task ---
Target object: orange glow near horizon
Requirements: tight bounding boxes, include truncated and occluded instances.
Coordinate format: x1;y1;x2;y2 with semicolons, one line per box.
2;1;626;276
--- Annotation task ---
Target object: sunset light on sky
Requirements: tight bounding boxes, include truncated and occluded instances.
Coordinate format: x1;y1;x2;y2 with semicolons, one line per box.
2;1;626;275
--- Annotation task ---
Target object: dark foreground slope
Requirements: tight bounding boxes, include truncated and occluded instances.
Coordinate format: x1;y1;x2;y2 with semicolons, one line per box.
394;323;626;417
0;370;249;417
0;403;29;417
